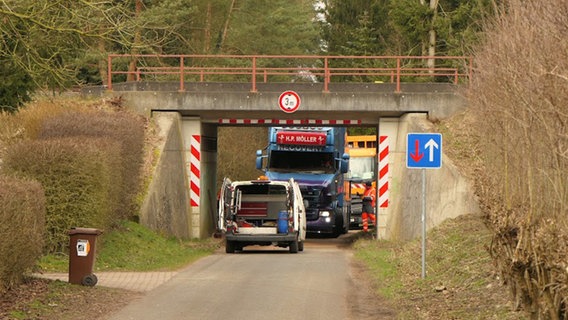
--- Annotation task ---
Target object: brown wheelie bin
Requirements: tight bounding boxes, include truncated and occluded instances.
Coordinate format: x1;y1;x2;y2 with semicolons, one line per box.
68;227;102;286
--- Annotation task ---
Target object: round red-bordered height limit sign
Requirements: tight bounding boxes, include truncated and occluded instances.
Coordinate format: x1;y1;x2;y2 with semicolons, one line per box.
278;91;301;113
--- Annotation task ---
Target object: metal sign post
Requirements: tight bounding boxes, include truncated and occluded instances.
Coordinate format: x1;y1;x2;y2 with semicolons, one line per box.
406;133;442;279
421;168;426;279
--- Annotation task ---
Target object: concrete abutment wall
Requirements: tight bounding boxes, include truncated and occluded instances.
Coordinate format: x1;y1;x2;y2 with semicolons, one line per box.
382;113;480;241
139;112;191;239
139;112;218;239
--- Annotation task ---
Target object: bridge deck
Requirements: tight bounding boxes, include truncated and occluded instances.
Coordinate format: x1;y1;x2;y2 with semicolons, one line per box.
84;81;466;122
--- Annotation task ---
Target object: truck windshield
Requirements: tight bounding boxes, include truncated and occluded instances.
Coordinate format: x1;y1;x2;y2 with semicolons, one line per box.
348;157;375;180
269;151;335;173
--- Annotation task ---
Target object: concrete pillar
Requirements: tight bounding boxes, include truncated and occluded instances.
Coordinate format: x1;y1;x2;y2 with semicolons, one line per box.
140;112;191;239
181;118;203;238
378;117;402;240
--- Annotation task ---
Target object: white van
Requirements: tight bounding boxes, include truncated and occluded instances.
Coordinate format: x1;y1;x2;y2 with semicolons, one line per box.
218;177;307;253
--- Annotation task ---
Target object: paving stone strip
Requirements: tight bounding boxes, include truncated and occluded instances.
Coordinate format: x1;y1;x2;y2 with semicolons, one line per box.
33;272;178;292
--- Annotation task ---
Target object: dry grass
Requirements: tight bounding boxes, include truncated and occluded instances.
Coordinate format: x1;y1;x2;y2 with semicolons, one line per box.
466;0;568;317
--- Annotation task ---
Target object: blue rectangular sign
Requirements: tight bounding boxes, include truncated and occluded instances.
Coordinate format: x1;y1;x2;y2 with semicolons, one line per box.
406;133;442;169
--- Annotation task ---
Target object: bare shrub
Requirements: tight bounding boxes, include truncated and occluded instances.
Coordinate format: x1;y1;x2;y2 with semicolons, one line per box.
0;98;89;142
0;176;45;293
468;0;568;317
217;126;267;185
3;138;121;253
0;98;85;161
38;109;146;220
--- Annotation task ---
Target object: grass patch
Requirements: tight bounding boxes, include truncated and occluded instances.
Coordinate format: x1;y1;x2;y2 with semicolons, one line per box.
38;220;222;272
36;253;69;273
353;240;402;299
353;214;527;319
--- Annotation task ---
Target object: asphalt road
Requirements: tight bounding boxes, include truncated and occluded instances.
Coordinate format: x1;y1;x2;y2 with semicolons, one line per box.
107;234;367;320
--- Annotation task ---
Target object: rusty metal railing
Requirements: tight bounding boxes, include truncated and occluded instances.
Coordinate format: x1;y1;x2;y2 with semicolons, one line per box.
107;54;472;93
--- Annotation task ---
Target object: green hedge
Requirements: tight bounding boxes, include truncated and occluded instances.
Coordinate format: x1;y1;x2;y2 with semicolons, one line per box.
0;175;45;292
38;110;145;220
3;138;121;253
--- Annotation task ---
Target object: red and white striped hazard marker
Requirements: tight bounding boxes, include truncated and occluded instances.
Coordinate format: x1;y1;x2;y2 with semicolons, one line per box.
378;135;389;208
352;183;365;190
190;135;201;207
218;119;361;125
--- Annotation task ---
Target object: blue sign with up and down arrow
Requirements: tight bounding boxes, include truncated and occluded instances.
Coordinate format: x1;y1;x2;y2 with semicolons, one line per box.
406;133;442;169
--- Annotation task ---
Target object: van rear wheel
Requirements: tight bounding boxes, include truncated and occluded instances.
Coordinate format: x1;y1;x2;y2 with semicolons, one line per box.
225;240;236;253
289;238;299;253
298;240;304;252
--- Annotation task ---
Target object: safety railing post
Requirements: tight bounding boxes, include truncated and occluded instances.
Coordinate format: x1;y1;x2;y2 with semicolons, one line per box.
179;56;185;92
396;57;401;93
469;56;473;86
107;55;113;91
323;57;329;93
454;69;458;84
251;56;257;92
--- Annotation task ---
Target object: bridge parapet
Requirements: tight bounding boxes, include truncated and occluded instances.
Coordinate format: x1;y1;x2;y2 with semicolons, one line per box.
87;82;467;122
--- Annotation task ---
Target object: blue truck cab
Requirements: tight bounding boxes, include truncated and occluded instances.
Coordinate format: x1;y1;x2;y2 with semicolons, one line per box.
256;127;350;237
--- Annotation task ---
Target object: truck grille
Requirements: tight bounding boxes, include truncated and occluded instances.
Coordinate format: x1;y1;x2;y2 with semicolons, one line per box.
300;186;322;220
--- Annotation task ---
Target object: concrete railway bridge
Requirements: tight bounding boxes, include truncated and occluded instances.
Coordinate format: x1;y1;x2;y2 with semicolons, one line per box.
85;54;480;241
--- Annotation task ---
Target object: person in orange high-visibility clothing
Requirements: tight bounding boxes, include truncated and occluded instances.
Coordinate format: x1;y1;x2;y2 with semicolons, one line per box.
361;181;376;232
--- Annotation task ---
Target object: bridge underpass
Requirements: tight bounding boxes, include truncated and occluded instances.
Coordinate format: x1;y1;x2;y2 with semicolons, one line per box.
83;54;479;241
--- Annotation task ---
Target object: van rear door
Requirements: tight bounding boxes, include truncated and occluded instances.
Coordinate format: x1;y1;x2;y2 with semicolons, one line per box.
218;177;232;231
290;178;307;241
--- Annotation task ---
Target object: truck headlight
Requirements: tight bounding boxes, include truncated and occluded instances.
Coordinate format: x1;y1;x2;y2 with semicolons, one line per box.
319;211;330;217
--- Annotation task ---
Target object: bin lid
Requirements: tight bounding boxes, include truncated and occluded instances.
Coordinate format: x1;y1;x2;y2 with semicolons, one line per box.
68;227;103;235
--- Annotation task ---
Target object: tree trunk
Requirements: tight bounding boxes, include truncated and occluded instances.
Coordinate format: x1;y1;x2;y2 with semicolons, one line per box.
98;38;108;86
204;3;212;52
127;0;143;82
427;0;438;73
218;0;237;51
